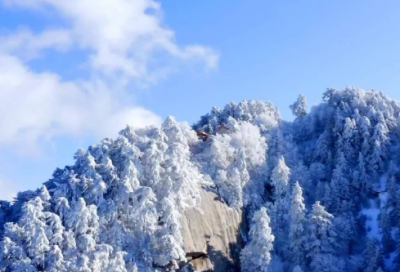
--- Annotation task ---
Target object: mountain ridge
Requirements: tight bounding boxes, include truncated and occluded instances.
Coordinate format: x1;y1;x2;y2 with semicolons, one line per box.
1;87;400;272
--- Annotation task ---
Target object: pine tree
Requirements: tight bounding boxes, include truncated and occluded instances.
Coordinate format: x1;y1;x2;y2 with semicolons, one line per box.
379;208;394;254
39;185;51;210
290;94;308;118
329;152;350;211
240;207;275;272
358;115;371;157
271;155;290;201
124;187;158;266
47;245;66;272
306;202;340;272
357;152;371;194
387;175;397;206
92;244;113;272
368;119;389;178
107;251;128;272
267;128;285;177
45;213;65;246
226;148;250;208
322;182;332;208
141;136;167;194
66;198;99;253
289;182;307;267
333;201;356;254
62;229;77;262
342;117;357;161
363;238;383;272
162;116;200;208
0;224;34;271
55;197;70;222
18;197;50;269
270;156;291;251
314;130;332;163
309;253;344;272
153;197;186;267
83;153;108;205
71;254;91;272
111;153;141;216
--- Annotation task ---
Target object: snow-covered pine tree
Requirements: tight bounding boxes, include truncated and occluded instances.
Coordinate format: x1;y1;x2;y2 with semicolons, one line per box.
357;115;372;157
107;251;128;272
55;197;70;222
74;150;107;206
270;156;290;250
387;175;397;206
290;94;308;118
45;213;64;247
240;207;275;272
368;117;389;178
379;207;394;255
153;197;186;268
362;238;383;272
71;255;92;272
19;197;50;269
306;201;341;272
224;148;250;208
0;223;34;271
314;130;332;164
141;130;167;194
39;185;51;210
47;245;66;272
65;198;99;253
162;116;200;208
91;244;113;272
357;152;371;194
342;117;358;161
289;181;307;268
123;187;158;266
333;200;356;255
329;151;350;211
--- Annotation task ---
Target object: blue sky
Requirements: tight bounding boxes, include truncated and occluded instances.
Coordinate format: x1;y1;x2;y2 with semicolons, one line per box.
1;0;400;200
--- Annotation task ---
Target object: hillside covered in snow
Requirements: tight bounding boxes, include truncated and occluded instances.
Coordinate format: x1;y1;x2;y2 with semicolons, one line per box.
2;88;400;272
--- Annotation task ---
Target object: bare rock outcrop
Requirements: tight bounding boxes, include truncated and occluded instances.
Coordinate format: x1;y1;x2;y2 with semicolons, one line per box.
180;188;245;272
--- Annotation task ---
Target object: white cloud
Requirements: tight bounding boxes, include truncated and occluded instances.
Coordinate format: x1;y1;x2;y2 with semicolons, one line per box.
0;0;219;155
1;0;219;81
0;54;162;155
0;28;73;61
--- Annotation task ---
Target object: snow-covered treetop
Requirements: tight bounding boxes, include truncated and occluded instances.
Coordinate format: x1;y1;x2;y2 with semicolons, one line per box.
193;99;281;133
290;94;308;118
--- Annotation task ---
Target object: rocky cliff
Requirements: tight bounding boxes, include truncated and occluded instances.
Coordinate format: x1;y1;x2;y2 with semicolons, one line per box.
181;188;245;272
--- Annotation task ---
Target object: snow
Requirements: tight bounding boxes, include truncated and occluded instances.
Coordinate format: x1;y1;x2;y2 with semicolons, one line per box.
359;174;390;242
360;199;382;241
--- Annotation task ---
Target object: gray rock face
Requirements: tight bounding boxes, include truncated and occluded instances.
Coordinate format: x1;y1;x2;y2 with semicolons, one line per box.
180;188;245;272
